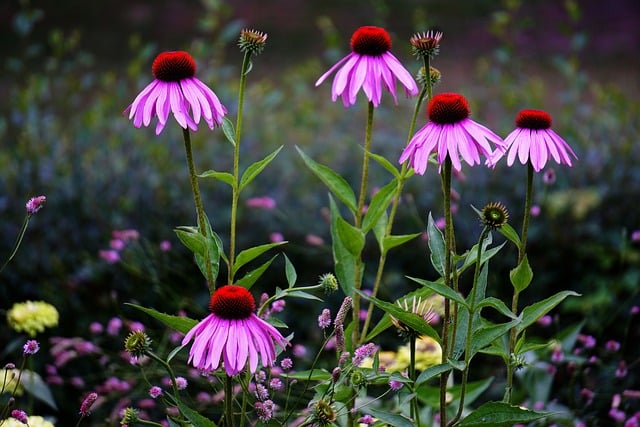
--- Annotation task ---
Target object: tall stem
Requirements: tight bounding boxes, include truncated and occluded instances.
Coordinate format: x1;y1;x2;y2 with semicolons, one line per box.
409;335;422;427
505;162;534;403
439;157;453;427
352;101;375;347
228;51;251;284
449;227;489;425
225;375;235;427
183;128;215;292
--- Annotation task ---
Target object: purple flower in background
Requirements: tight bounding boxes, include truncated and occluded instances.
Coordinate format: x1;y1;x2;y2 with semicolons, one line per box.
492;109;577;172
246;196;277;210
23;340;40;355
317;309;332;329
353;343;377;367
11;410;28;424
125;51;227;135
315;26;418;107
79;392;98;416
399;93;504;174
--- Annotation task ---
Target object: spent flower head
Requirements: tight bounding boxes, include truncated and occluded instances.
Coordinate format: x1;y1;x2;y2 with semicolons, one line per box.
399;93;505;174
120;407;140;425
391;296;436;339
480;202;509;229
315;26;418;107
417;65;441;88
238;29;268;55
491;109;577;171
124;51;227;135
7;301;59;337
124;330;152;359
410;30;443;58
318;272;339;293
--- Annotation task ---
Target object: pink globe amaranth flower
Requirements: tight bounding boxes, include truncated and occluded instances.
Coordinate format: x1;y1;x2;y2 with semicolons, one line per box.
124;51;227;135
399;93;504;174
492;109;577;172
182;285;289;377
315;26;419;107
26;195;46;215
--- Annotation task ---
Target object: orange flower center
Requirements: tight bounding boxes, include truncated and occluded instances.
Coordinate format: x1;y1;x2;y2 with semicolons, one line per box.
350;26;391;56
152;51;196;82
515;109;552;130
209;285;256;320
428;93;470;124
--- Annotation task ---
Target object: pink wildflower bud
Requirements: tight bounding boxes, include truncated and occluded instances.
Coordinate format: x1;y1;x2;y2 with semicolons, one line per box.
11;409;28;424
79;392;98;416
26;195;46;215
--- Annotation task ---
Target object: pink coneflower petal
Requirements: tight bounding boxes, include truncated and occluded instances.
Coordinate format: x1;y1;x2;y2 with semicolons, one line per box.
399;93;503;174
494;109;577;171
125;51;227;135
316;26;418;108
182;285;289;377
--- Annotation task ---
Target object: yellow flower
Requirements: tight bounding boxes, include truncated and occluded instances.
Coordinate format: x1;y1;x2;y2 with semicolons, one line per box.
7;301;59;337
1;416;55;427
360;336;442;373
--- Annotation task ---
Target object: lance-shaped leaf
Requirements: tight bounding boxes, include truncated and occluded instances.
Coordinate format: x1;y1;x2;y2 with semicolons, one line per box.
510;255;533;293
336;215;365;256
427;212;446;276
296;146;357;214
232;241;287;281
126;303;197;334
239;145;283;192
407;276;469;309
236;255;278;289
198;169;235;187
329;196;358;296
177;400;218;426
457;401;550;426
516;290;580;334
362;179;397;233
221;116;236;147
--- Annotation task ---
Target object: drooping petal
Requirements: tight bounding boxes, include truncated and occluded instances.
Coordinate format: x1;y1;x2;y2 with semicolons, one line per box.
332;54;359;102
518;129;532;165
382;52;419;96
315;54;351;87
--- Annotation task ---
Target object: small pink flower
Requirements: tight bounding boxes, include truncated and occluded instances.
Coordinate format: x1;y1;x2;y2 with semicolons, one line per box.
107;317;123;336
11;410;29;424
246;196;277;210
389;379;404;391
616;361;628;378
530;204;541;217
125;51;227;135
606;340;621;352
110;239;126;251
316;26;418;107
175;377;188;390
269;232;284;243
317;309;332;329
89;322;104;334
280;358;293;371
23;340;40;355
79;392;98;416
159;240;172;251
631;230;640;243
305;234;324;246
26;195;46;215
149;386;163;399
99;249;120;264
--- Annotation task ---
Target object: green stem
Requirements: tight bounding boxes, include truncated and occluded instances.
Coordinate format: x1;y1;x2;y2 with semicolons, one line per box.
450;227;490;426
439;157;453;427
352;101;375;347
0;215;31;274
225;374;235;427
409;334;422;427
183;128;215;292
228;51;251;284
505;162;534;403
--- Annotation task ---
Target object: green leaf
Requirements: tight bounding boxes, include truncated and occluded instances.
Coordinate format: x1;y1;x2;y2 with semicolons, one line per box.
177;400;218;426
194;226;223;284
175;226;205;255
476;297;518;319
516;290;580;334
239;145;283;192
221;116;236;146
358;290;440;343
296;147;357;213
382;233;421;253
369;151;401;178
284;290;323;301
283;369;331;381
510;255;533;293
470;319;520;358
407;276;469;309
19;370;57;410
166;345;184;363
232;242;286;280
497;223;521;247
198;170;235;187
126;303;197;334
427;212;446;276
362;179;397;233
416;363;453;386
284;254;297;287
236;255;277;289
336;215;365;256
365;407;414;427
457;401;550;426
329;196;358;296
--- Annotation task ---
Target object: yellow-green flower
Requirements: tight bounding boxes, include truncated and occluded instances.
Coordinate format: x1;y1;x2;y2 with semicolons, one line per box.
7;301;59;337
1;415;55;427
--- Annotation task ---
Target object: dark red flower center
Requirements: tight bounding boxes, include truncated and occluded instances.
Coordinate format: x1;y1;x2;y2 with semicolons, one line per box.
152;51;196;82
427;93;470;124
209;285;255;320
515;109;552;130
350;26;392;56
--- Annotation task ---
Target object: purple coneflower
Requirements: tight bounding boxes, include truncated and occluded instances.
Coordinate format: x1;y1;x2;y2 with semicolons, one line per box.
492;109;577;171
315;26;418;107
182;285;289;377
399;93;504;174
125;51;227;135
